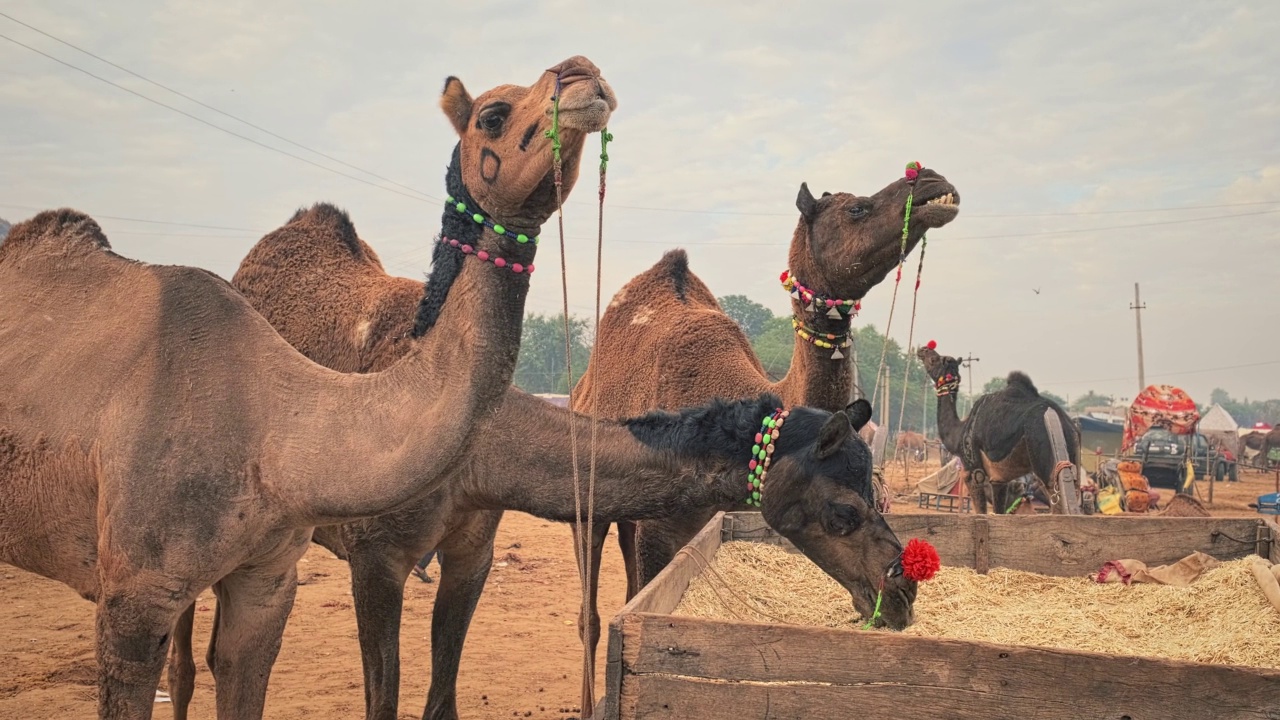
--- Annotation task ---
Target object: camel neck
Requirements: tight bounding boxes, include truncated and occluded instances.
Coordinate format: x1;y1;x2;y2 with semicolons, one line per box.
458;390;763;521
270;151;542;525
775;311;854;411
935;390;965;455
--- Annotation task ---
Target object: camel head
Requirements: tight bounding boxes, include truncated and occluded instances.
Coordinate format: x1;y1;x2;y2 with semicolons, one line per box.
789;166;959;301
917;341;961;393
440;55;617;229
762;398;916;629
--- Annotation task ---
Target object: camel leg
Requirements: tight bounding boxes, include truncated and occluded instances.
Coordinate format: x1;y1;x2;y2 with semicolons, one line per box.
571;522;610;719
634;514;711;590
967;469;991;514
166;603;197;720
96;582;188;720
616;520;640;601
205;566;298;720
422;511;502;720
349;537;420;720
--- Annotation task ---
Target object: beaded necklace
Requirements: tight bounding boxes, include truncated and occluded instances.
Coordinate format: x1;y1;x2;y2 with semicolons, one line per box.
791;318;852;360
746;409;788;507
780;270;862;319
935;373;960;397
445;194;540;245
437;236;534;274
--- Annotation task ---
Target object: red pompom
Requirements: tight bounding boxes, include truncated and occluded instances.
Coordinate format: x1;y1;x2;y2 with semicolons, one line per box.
926;340;937;350
780;270;790;282
901;538;940;582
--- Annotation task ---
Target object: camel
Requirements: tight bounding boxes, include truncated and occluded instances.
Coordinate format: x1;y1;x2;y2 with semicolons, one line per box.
1244;429;1280;469
568;166;960;711
896;430;927;462
917;343;1083;515
170;388;911;720
0;56;613;720
164;165;907;719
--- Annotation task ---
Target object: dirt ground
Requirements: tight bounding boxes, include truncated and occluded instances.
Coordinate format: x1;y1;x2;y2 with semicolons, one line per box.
1;467;1275;719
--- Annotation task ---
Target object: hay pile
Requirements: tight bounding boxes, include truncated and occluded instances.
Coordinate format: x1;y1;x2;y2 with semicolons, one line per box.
673;541;1280;669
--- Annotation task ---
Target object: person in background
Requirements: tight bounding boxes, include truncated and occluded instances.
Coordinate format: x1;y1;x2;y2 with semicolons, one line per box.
411;549;439;583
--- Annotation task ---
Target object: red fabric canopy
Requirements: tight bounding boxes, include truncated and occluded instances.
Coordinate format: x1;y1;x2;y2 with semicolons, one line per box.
1122;384;1201;452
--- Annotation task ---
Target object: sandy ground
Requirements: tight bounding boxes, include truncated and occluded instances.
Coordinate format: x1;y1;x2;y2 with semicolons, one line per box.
1;467;1274;719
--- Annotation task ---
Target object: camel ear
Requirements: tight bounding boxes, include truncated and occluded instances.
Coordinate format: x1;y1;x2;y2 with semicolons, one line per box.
440;76;474;136
845;399;873;432
816;411;852;460
796;182;819;222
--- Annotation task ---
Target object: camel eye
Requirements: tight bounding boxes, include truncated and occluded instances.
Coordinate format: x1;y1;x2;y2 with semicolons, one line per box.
476;103;511;136
848;205;869;219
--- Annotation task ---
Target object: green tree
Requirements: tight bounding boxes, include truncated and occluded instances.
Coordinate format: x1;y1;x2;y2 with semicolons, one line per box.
751;315;794;380
717;294;774;340
512;312;592;394
1070;390;1113;412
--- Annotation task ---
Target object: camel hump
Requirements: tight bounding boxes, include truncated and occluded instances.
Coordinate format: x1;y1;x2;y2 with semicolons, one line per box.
1006;371;1040;397
284;202;375;262
0;209;111;259
609;249;719;311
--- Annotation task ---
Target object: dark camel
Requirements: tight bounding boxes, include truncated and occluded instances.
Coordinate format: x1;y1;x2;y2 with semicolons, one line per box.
569;167;960;712
0;57;612;720
917;344;1083;515
169;220;914;718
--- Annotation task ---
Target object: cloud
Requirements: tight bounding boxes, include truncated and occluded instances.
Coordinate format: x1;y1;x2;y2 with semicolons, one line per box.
0;0;1277;404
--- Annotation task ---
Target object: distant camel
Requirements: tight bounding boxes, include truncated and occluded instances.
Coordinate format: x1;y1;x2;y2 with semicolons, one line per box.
896;431;927;462
918;343;1083;515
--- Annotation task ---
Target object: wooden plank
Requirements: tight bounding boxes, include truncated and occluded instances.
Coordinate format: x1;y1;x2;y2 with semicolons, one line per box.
620;674;1280;720
617;614;1280;720
1267;516;1280;565
971;515;990;573
980;516;1264;575
724;513;1265;575
619;511;724;616
599;616;623;720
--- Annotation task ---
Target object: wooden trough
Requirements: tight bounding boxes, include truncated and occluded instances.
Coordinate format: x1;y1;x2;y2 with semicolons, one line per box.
599;512;1280;720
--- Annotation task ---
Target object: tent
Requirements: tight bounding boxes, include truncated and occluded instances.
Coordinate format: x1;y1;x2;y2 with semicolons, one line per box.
1122;384;1200;453
916;457;964;496
1198;404;1240;454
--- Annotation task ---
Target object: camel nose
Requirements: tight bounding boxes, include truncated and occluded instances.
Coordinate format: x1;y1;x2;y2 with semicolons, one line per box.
546;56;600;83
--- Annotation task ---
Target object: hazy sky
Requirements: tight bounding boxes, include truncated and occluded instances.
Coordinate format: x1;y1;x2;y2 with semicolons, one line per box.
3;1;1277;407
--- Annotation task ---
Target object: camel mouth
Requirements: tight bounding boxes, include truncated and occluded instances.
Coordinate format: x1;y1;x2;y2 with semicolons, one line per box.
910;184;960;226
850;584;914;631
554;97;615;132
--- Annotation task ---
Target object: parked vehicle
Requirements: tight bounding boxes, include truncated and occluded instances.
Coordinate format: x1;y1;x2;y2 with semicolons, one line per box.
1134;428;1237;490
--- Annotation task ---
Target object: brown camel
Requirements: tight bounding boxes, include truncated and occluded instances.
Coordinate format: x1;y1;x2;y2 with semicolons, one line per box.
917;343;1083;515
1249;429;1280;469
568;167;960;712
0;56;612;720
154;208;911;717
896;430;927;462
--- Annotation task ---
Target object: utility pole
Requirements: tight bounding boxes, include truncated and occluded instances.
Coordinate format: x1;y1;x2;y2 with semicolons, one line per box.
1130;282;1146;392
960;354;980;414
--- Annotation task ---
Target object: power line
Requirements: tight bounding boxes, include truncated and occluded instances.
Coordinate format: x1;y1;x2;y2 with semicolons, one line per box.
0;11;437;203
1047;359;1280;388
0;203;260;232
614;208;1280;246
0;31;439;205
581;197;1280;219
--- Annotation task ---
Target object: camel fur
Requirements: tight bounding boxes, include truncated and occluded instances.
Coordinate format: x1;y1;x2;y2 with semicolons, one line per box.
917;344;1083;515
0;56;612;720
